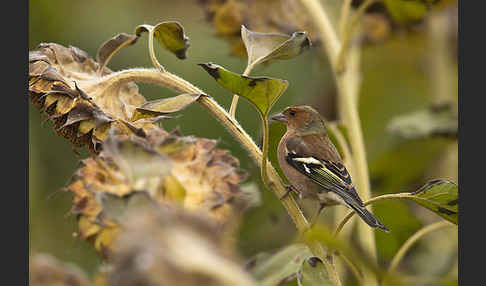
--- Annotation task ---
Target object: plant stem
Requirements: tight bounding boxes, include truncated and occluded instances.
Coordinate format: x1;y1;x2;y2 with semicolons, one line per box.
336;0;378;73
334;193;412;236
229;64;254;118
388;221;453;273
100;67;342;286
337;252;363;285
147;28;166;72
339;0;353;40
296;0;341;68
296;0;379;285
260;116;271;187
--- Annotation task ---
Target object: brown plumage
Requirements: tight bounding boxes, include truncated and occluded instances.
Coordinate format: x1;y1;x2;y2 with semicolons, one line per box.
272;105;388;231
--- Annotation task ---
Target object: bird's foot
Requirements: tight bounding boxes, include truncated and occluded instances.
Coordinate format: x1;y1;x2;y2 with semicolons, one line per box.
280;184;298;200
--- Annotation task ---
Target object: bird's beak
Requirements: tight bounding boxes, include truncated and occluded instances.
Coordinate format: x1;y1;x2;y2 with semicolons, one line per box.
270;113;288;123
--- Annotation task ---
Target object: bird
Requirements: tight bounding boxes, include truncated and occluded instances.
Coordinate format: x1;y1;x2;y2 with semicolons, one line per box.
271;105;389;231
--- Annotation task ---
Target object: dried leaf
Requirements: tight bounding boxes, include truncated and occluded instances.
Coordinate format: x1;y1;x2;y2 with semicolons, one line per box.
387;103;457;139
409;179;458;224
242;25;311;68
96;33;138;71
136;21;190;60
199;63;288;116
131;93;203;122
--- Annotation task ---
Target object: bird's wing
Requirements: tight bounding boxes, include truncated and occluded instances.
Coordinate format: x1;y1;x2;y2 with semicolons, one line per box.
285;137;363;207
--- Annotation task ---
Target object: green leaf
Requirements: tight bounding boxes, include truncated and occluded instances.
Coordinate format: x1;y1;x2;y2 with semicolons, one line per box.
409;179;458;224
247;244;312;286
387;103;457;140
297;257;332;286
136;21;190;60
131;93;203;122
241;25;311;68
198;63;289;116
383;0;429;24
96;33;139;71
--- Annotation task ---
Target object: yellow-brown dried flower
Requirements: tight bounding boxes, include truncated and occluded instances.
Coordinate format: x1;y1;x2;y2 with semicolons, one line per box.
29;43;152;152
67;128;253;258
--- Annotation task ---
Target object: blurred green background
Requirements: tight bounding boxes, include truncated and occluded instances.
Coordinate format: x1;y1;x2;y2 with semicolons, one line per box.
29;0;457;282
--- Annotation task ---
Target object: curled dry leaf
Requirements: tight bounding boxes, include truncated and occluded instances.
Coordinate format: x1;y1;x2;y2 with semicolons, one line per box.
241;25;311;68
131;93;204;122
106;206;256;286
197;0;318;57
96;33;139;72
29;43;149;152
29;253;91;286
199;63;288;116
67;128;253;257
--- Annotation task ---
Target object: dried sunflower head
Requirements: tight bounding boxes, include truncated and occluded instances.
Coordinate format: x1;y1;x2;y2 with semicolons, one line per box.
29;43;152;152
67;128;255;258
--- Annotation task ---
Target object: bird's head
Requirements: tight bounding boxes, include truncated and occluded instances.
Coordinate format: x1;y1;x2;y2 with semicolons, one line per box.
271;105;326;134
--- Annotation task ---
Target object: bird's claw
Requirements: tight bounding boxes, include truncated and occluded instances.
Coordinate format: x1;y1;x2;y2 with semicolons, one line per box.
280;184;297;200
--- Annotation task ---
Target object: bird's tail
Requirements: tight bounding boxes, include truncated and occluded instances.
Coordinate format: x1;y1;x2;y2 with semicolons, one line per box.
347;202;389;232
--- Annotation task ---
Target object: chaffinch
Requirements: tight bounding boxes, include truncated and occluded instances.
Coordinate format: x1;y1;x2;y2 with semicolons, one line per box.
271;105;388;231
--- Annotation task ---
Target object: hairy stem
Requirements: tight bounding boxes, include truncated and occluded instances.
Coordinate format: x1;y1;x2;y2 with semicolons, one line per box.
100;67;342;286
147;28;166;72
229;64;254;118
260;116;271;187
388;221;453;274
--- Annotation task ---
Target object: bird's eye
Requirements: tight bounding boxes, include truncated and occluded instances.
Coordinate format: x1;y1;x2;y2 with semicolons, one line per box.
289;110;296;116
